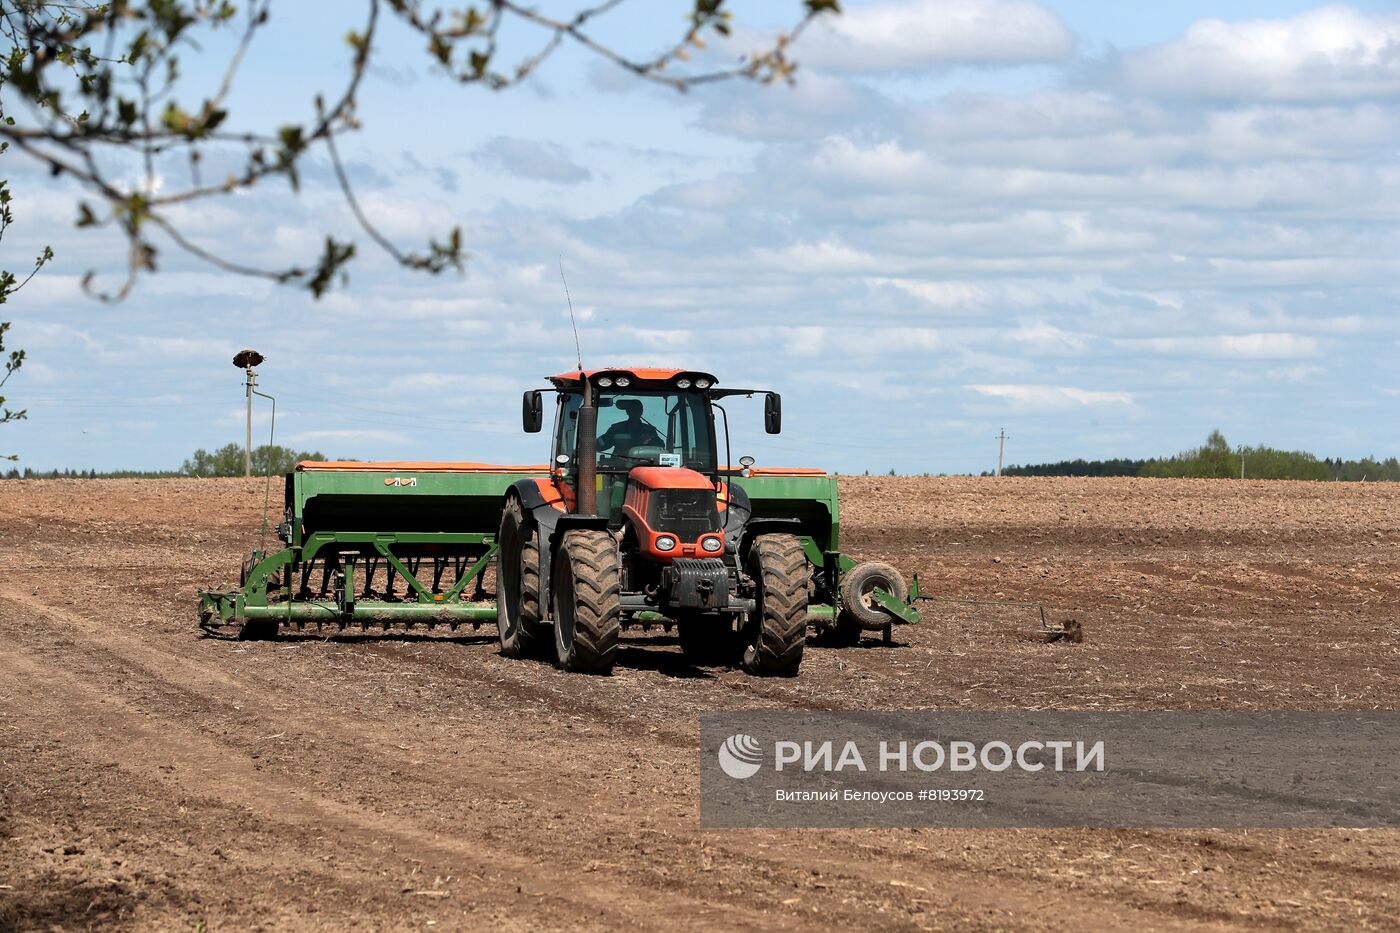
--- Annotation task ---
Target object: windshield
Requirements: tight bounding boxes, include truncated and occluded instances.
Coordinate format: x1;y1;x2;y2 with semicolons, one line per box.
555;389;716;473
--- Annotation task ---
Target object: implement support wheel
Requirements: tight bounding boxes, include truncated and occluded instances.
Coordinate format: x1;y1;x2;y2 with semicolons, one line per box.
496;497;546;658
740;534;808;676
840;561;909;631
552;529;621;674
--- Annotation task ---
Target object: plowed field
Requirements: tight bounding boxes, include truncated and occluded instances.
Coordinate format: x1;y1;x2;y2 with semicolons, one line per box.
2;476;1398;930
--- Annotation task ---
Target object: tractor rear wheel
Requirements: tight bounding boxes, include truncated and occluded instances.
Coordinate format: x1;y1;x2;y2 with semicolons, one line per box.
839;561;909;630
552;529;621;674
497;497;545;659
740;534;808;676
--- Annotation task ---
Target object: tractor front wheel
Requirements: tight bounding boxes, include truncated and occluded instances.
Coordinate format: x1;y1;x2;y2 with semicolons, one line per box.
740;534;808;676
552;530;621;674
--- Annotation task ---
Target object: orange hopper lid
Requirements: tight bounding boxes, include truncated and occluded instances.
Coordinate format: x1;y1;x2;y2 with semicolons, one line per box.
296;460;548;473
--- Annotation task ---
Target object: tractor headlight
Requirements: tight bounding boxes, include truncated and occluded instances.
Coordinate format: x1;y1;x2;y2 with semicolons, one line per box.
597;376;613;387
615;376;631;386
694;377;712;389
655;535;677;552
701;536;723;553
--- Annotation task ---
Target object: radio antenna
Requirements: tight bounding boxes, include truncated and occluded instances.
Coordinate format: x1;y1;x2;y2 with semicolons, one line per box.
560;256;583;371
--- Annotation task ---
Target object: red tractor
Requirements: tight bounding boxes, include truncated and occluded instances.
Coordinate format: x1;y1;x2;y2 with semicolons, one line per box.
495;367;810;676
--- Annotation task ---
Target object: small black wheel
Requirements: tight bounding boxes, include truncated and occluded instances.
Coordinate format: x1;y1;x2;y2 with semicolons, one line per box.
839;561;909;631
553;529;621;674
740;534;808;676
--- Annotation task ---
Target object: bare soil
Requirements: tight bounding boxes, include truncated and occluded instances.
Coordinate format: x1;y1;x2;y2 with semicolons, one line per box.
1;476;1398;931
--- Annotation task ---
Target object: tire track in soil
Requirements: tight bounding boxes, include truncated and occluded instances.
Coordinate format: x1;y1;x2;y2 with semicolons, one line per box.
0;643;791;932
1;586;1235;932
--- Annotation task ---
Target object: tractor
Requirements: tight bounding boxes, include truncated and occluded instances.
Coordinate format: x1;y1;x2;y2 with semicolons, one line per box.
495;367;917;676
197;368;922;670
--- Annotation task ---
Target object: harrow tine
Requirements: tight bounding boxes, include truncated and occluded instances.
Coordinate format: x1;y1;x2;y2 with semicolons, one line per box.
362;557;378;599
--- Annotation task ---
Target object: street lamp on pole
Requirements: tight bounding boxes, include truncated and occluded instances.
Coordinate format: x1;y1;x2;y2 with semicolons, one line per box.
232;349;265;478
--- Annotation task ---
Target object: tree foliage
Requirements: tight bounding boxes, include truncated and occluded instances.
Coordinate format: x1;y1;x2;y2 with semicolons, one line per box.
0;318;27;456
0;0;842;300
1;21;56;459
1003;458;1146;478
1140;429;1240;479
181;442;325;477
1007;430;1400;482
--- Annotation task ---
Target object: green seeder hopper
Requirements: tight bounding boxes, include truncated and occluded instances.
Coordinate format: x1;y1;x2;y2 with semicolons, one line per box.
200;367;922;676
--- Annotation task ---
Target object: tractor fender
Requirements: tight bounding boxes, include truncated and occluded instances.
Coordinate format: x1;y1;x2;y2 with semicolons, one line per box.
738;517;804;560
718;482;752;555
504;480;610;625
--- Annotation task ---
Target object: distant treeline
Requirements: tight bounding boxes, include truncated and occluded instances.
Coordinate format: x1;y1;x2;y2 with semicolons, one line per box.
1000;458;1146;477
3;443;327;480
3;467;184;479
1003;431;1400;482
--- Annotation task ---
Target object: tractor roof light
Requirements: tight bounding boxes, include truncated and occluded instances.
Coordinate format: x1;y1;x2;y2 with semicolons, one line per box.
614;375;631;387
597;376;614;387
694;377;712;389
676;378;692;389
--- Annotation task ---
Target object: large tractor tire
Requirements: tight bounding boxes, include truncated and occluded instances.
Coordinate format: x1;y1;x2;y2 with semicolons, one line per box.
496;497;546;659
552;529;621;674
740;534;808;676
839;561;909;631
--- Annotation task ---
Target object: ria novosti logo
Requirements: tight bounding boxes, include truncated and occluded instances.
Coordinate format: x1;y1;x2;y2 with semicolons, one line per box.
717;733;763;779
716;733;1107;780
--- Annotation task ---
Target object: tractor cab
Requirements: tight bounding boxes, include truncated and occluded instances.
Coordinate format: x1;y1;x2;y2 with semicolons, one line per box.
545;369;722;527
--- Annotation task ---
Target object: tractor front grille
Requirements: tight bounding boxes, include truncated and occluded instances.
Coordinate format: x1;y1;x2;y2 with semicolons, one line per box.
647;488;719;540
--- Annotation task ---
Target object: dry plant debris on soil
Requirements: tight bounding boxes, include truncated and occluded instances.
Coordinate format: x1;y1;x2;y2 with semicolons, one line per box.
1;476;1398;931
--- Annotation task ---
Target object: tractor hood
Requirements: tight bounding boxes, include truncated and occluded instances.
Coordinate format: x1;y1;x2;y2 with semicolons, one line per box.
626;466;716;492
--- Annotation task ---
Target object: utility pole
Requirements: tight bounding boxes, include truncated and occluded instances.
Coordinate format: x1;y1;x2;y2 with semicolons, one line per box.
995;428;1008;477
244;367;256;477
232;349;265;478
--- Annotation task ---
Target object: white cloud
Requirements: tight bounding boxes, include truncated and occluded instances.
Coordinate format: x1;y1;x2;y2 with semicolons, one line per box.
471;137;592;184
1122;5;1400;101
1007;321;1089;353
965;384;1134;408
798;0;1074;71
287;429;411;444
1119;333;1320;359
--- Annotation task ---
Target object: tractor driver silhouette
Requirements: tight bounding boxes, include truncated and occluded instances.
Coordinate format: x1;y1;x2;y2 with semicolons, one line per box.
599;398;663;457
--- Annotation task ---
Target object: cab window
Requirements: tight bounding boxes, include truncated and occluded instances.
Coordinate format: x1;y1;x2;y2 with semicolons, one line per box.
554;389;715;473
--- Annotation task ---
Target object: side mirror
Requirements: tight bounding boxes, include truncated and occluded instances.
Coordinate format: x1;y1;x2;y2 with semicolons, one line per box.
522;390;544;433
764;392;782;434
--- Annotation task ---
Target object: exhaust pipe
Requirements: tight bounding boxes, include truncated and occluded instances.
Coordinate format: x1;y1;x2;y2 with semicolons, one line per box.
575;376;598;515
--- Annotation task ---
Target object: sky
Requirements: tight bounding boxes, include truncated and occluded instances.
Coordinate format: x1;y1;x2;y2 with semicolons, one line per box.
3;0;1400;474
